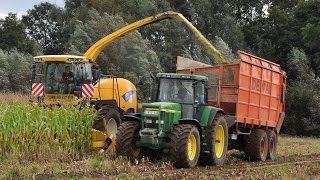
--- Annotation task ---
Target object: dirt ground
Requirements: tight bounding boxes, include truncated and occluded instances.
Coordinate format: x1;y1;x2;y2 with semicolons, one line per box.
1;136;320;180
26;152;320;180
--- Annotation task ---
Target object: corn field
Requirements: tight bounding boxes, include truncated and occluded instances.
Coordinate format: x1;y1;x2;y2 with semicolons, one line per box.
0;101;97;162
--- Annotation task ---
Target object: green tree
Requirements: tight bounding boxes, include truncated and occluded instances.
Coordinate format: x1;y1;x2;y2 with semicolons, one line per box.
190;0;245;53
282;48;320;137
67;10;162;99
0;13;37;54
0;50;10;91
294;1;320;79
66;0;243;72
283;81;320;136
6;49;32;92
242;0;320;71
286;48;313;82
0;49;32;93
22;2;68;54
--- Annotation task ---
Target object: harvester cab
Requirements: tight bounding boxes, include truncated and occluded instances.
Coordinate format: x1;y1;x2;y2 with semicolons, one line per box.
31;55;95;106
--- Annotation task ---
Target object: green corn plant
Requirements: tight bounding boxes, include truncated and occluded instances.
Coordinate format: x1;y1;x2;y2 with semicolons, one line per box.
0;102;97;162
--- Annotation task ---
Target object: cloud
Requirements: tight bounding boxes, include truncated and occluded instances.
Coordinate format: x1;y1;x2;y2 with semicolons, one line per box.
0;0;64;19
0;12;27;19
0;13;7;19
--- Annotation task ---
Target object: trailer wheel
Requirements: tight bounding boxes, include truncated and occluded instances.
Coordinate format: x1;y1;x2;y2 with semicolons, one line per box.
116;121;141;159
92;106;121;138
266;129;277;160
171;124;200;168
245;129;268;162
199;115;228;166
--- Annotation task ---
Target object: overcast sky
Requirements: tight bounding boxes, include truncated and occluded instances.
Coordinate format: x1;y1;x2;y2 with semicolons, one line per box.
0;0;64;19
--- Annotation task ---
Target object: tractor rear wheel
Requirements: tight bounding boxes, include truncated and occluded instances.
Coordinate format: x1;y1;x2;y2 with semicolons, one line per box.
92;106;121;138
245;129;268;162
266;129;277;160
170;124;200;168
116;121;141;159
199;115;228;166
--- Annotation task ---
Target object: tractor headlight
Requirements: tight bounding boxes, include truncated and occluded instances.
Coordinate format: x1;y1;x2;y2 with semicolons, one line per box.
145;119;153;124
144;110;159;115
156;120;164;125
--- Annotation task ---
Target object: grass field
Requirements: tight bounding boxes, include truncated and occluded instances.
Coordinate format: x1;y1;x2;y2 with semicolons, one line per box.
0;95;319;179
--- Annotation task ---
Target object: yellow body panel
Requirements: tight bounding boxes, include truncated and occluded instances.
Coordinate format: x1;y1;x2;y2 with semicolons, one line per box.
91;129;108;149
44;94;78;106
33;55;89;62
93;78;137;112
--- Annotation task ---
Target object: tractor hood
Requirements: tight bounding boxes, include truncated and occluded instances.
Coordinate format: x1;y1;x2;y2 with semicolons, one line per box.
142;102;181;112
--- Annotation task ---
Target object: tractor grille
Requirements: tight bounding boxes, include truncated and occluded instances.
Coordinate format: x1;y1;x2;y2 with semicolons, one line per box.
144;119;157;128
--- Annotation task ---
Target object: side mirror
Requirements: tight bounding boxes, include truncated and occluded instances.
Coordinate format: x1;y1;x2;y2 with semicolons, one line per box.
92;63;101;81
92;63;100;69
92;69;101;81
150;73;155;80
193;100;200;108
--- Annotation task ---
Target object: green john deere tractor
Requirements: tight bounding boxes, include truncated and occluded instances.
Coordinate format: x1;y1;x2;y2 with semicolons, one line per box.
116;73;229;168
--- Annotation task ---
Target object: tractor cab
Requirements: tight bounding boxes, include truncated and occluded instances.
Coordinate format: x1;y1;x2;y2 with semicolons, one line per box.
152;73;209;119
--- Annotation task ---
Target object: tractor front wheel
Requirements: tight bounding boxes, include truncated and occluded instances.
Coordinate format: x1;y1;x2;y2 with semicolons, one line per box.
171;124;200;168
199;115;228;166
116;121;141;159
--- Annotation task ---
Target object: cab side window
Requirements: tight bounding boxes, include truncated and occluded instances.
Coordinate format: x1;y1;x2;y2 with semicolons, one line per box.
194;82;206;104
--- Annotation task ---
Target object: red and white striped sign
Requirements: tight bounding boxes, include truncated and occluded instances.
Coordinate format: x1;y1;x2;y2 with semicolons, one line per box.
82;84;94;97
32;83;44;97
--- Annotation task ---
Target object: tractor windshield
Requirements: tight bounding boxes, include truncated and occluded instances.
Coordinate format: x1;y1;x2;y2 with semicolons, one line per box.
44;62;92;94
157;78;194;104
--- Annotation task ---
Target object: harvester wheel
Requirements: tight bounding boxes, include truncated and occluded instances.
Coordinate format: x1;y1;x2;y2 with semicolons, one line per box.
245;129;268;162
92;106;121;137
199;115;228;166
170;124;200;168
266;129;277;160
116;121;141;159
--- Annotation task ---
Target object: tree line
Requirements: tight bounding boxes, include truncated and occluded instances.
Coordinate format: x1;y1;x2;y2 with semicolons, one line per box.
0;0;319;136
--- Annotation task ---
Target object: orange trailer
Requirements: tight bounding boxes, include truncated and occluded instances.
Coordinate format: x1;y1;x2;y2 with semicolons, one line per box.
177;51;286;162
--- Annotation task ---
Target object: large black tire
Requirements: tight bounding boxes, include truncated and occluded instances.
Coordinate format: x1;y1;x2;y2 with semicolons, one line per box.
116;121;141;159
199;115;228;166
92;106;121;138
245;129;268;162
266;129;277;160
170;124;200;168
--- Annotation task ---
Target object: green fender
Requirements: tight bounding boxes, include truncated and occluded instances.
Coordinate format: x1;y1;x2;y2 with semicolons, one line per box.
122;113;141;122
199;106;224;127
